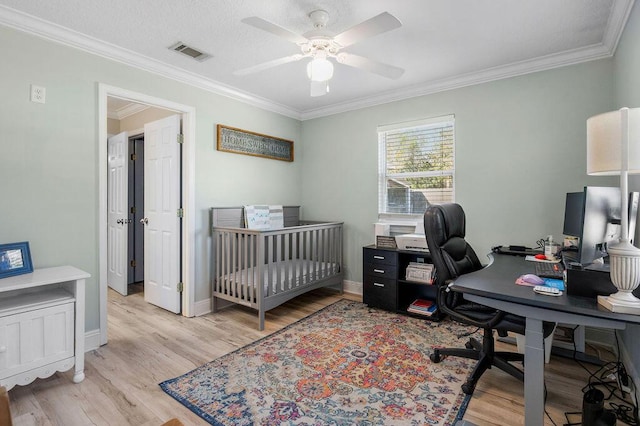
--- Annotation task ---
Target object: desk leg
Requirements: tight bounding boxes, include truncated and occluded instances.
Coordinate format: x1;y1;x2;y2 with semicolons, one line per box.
73;278;85;383
525;318;545;426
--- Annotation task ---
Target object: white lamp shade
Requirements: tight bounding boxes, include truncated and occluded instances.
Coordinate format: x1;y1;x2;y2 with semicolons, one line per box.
587;107;640;175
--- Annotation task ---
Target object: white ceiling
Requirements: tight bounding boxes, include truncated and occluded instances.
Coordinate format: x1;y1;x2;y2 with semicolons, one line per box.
0;0;635;119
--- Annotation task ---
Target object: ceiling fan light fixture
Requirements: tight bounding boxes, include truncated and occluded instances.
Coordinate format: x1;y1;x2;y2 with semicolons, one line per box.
306;57;334;82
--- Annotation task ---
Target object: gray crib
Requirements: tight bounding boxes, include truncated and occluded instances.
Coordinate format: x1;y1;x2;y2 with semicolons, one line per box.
210;206;343;330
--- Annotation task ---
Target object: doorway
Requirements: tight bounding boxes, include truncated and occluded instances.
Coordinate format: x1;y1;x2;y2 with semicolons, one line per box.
98;84;196;347
128;135;145;288
107;112;181;305
106;132;145;296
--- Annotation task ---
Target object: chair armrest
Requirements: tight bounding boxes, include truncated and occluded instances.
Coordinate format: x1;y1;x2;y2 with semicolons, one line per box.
437;281;506;329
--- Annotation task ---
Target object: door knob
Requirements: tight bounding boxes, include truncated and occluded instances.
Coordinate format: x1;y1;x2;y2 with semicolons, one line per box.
140;218;149;225
116;219;124;225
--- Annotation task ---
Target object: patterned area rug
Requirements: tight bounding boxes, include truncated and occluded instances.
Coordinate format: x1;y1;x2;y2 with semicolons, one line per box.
160;299;483;425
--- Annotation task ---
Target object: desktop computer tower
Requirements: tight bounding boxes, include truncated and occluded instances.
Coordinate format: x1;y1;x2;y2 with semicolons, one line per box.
566;266;640;298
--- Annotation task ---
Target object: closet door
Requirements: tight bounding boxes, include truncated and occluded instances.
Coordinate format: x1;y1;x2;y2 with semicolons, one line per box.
142;115;182;314
107;131;129;296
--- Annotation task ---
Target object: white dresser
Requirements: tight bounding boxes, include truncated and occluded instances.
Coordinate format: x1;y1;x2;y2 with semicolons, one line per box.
0;266;88;390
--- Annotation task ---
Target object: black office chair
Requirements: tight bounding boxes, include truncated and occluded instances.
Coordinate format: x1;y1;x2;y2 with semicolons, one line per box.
424;203;555;395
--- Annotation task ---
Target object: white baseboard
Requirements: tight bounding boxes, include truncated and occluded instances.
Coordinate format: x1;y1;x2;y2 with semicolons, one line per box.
585;327;616;349
84;329;102;352
617;333;640;404
343;280;362;295
194;298;213;317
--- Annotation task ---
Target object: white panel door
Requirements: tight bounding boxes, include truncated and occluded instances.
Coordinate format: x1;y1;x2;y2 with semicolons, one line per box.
143;115;181;313
107;131;128;296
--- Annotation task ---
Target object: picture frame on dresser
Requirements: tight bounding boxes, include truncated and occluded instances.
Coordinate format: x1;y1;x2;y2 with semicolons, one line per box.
0;241;33;279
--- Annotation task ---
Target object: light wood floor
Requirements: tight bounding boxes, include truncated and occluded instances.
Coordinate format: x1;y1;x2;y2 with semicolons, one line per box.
7;287;631;425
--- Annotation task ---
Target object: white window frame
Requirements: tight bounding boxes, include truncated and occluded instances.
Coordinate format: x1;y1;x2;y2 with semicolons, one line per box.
377;114;455;223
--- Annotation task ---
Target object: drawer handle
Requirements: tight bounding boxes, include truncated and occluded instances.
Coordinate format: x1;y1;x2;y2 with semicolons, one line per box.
373;283;385;287
373;255;385;260
373;269;385;274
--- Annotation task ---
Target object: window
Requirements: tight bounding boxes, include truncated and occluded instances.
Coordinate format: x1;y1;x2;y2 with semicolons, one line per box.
378;115;455;216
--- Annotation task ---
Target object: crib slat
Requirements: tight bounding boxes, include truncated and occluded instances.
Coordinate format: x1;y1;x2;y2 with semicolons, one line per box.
214;233;220;294
320;228;324;279
245;234;251;302
276;234;281;292
267;235;274;296
306;230;312;285
256;233;264;303
291;232;297;288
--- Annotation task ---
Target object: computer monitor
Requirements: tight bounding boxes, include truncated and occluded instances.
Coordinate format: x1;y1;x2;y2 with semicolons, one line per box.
563;186;639;266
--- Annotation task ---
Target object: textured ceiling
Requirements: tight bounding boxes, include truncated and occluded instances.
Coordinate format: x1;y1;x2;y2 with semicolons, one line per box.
0;0;634;119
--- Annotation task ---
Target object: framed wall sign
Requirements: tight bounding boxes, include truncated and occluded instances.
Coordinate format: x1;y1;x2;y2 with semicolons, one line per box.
217;125;294;162
0;241;34;279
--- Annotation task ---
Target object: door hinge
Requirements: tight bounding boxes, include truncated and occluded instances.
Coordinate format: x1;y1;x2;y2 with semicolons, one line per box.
130;259;137;267
177;282;184;292
130;153;137;161
177;134;184;144
177;208;184;218
130;206;136;214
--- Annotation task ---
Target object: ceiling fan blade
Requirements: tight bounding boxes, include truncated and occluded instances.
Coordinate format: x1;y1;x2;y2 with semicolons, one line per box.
310;80;329;97
333;12;401;47
337;53;404;79
234;54;303;76
241;17;308;44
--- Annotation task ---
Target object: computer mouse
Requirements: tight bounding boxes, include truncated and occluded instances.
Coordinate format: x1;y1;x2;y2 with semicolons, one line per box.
534;254;547;260
522;274;545;285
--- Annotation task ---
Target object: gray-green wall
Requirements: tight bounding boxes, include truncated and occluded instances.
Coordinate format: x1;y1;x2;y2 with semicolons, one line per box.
300;61;617;284
0;25;302;332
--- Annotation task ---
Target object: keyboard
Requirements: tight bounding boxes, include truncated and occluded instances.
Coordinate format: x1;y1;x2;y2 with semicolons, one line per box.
534;262;564;279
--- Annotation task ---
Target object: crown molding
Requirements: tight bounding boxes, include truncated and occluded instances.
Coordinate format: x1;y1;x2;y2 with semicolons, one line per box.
0;0;634;122
300;0;635;120
300;42;616;120
0;5;302;120
107;103;150;120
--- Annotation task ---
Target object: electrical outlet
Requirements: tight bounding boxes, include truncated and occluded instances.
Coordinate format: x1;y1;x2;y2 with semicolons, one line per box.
30;85;46;104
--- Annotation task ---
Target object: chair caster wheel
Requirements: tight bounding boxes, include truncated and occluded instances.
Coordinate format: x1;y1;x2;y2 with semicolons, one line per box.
430;352;442;363
461;382;475;395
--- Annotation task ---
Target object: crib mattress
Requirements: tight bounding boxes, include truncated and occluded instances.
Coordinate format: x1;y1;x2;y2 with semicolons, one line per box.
216;258;338;291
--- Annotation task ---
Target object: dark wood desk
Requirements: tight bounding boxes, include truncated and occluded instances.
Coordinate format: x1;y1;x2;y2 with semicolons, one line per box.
451;253;640;426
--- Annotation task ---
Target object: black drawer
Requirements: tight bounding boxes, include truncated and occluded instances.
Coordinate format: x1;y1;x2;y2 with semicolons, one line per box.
363;248;397;266
363;276;397;311
364;262;397;279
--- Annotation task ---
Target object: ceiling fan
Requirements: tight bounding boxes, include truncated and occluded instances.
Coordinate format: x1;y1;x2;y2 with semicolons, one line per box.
234;10;405;97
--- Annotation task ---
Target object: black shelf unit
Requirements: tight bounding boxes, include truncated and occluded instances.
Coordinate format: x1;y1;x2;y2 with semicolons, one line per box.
363;245;442;321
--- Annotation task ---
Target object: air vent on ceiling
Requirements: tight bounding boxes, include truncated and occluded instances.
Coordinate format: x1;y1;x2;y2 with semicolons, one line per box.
169;42;212;62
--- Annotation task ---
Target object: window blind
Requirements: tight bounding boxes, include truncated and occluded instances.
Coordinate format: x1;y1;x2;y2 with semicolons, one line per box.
378;115;455;215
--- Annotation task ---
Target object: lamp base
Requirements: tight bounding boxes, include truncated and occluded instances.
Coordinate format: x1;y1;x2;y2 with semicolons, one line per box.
597;294;640;315
600;240;640;315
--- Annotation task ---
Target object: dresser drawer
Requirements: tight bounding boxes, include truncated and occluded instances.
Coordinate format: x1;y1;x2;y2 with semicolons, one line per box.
363;276;397;311
363;249;397;266
364;262;397;279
